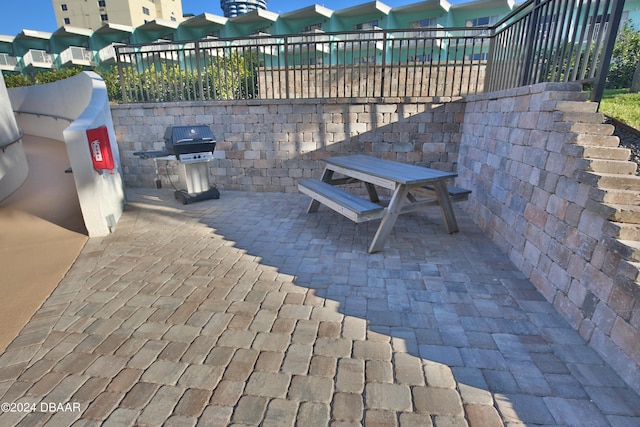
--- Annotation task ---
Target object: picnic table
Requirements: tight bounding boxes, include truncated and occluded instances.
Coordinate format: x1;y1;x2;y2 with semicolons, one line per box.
298;154;470;253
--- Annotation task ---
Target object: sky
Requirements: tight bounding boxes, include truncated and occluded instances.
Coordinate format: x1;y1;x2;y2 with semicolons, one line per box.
0;0;418;36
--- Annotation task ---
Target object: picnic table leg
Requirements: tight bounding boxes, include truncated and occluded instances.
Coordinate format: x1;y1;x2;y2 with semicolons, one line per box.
308;168;335;213
368;185;409;253
434;180;459;233
365;183;379;203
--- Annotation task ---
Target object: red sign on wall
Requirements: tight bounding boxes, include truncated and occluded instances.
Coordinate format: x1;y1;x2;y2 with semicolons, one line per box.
86;126;115;171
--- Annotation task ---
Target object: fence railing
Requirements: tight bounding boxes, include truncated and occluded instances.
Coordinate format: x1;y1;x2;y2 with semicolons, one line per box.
0;53;18;67
115;0;625;103
115;28;491;102
485;0;626;102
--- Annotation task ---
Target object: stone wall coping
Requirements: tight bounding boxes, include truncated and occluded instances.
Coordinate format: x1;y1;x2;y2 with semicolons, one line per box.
464;81;584;103
110;96;465;110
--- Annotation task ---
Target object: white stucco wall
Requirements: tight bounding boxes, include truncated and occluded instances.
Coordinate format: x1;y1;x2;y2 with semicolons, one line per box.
0;73;28;202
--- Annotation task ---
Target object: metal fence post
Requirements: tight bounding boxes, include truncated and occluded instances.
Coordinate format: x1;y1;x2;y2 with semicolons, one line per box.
591;0;626;103
115;45;128;104
283;37;290;99
195;41;205;102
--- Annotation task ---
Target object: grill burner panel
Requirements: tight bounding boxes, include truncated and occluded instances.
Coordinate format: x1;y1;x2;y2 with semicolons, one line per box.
179;152;215;164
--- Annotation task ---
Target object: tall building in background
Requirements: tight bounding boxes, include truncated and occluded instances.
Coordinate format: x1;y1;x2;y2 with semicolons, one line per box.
52;0;184;30
220;0;268;18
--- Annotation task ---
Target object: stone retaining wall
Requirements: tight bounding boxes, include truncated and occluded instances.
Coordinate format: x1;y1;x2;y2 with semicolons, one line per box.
457;82;640;394
111;97;464;191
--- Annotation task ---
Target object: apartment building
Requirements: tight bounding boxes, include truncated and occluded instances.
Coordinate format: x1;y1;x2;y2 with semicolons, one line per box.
0;0;638;75
52;0;184;30
220;0;268;18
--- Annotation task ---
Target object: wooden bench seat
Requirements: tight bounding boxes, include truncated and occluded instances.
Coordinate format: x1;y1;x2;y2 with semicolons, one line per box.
415;184;472;202
298;178;385;223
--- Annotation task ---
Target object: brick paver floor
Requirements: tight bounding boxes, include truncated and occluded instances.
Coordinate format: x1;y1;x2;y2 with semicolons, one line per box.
1;189;639;426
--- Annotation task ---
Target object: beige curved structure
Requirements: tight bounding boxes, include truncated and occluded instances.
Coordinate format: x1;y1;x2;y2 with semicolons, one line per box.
9;71;125;237
0;135;87;352
0;71;125;352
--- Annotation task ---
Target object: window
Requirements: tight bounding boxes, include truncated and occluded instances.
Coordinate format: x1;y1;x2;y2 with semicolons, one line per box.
409;54;432;62
585;14;612;41
101;14;108;21
252;26;270;35
411;18;437;28
302;23;323;33
355;20;379;30
142;7;150;15
360;55;377;64
98;0;106;7
465;16;498;37
61;4;67;11
301;54;323;65
466;16;498;27
468;52;488;61
64;18;70;25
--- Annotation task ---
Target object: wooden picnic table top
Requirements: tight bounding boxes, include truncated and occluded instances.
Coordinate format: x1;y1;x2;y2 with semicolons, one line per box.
323;155;457;186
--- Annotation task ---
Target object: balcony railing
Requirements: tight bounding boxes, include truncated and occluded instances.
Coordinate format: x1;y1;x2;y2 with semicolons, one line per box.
59;46;93;66
0;53;19;71
98;43;124;63
115;0;625;103
22;49;54;69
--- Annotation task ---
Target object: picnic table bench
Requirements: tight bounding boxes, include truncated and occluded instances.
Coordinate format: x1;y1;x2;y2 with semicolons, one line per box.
297;154;470;253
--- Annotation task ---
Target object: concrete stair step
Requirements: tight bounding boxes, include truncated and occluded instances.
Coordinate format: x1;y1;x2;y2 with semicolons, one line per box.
554;121;615;137
611;239;640;263
552;100;598;113
586;201;640;224
543;87;590;103
563;144;631;161
573;134;620;147
590;187;640;205
615;260;640;288
554;110;606;124
603;222;640;241
580;172;640;191
579;158;637;174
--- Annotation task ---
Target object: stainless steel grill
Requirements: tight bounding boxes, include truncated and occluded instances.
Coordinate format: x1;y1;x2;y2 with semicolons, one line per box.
134;125;220;204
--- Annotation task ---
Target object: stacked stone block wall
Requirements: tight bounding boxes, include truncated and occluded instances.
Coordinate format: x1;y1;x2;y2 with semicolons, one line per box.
456;82;640;394
111;97;464;192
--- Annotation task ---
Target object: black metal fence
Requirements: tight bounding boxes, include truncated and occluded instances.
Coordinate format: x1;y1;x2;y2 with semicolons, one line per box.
115;0;625;103
485;0;626;102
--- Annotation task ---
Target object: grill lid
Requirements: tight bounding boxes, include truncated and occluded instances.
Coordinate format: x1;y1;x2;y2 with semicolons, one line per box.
164;125;216;156
164;125;215;143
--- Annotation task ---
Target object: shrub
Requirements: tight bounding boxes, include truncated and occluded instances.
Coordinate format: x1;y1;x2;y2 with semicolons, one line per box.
94;65;122;102
607;21;640;89
2;66;124;102
2;67;84;88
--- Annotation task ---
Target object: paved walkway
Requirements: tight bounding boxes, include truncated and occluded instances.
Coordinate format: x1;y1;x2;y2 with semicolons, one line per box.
1;189;639;426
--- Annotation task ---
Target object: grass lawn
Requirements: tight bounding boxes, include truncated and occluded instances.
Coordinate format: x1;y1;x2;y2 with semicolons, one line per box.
599;89;640;129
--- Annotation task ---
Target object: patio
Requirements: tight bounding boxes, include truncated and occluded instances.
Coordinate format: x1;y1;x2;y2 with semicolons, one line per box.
1;186;639;426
